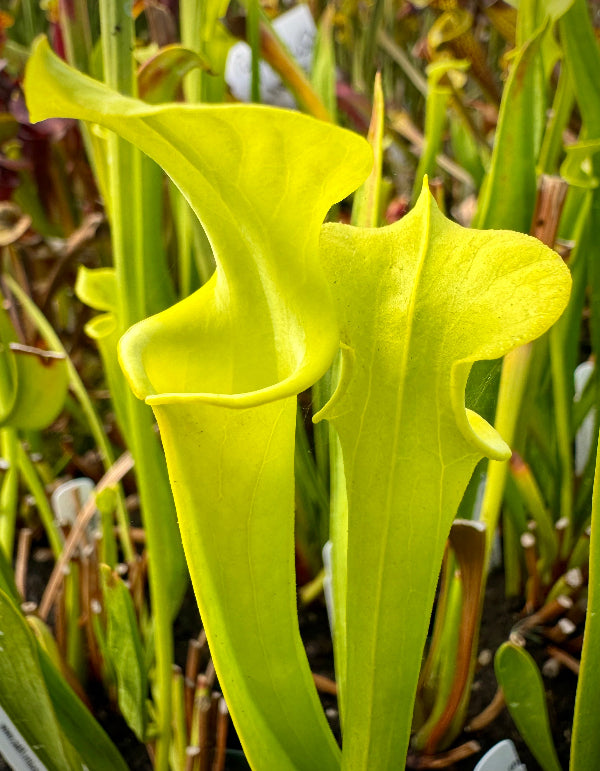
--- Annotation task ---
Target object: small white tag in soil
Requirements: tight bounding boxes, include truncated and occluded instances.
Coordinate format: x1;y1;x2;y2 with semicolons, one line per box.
574;360;596;475
225;4;316;107
0;703;48;771
51;477;97;535
322;540;334;637
474;739;526;771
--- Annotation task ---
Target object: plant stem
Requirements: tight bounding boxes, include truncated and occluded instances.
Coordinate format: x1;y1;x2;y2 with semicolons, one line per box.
99;5;185;767
567;428;600;769
17;442;62;557
377;29;428;97
480;343;532;561
510;453;558;573
550;324;574;555
248;0;261;103
58;0;92;74
537;64;574;176
0;429;19;559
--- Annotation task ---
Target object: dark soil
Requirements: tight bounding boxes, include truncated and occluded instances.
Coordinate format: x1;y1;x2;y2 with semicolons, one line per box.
298;569;576;771
2;560;576;770
454;568;575;771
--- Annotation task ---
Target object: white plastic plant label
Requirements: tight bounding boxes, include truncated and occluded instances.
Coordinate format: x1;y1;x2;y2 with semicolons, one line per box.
474;739;526;771
225;4;316;107
574;360;595;476
322;540;335;637
0;703;48;771
51;477;98;535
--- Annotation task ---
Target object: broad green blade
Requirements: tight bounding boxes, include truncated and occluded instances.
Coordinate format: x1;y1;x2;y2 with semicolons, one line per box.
0;590;128;771
317;183;571;770
0;589;79;771
495;642;562;771
36;640;129;771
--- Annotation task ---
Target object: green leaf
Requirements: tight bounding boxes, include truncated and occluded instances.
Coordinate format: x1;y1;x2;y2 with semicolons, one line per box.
25;36;371;770
180;0;232;104
117;120;368;769
571;429;600;770
316;182;571;769
0;592;127;771
37;646;129;771
495;642;562;771
311;6;337;123
449;117;485;188
23;38;369;403
75;267;131;440
560;139;600;188
24;614;129;771
560;0;600;136
0;542;18;603
560;1;600;549
0;345;68;431
413;58;470;202
118;133;367;768
536;0;575;19
75;266;118;312
351;72;385;228
100;565;148;741
0;303;67;435
472;26;546;231
0;589;79;771
23;36;570;771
